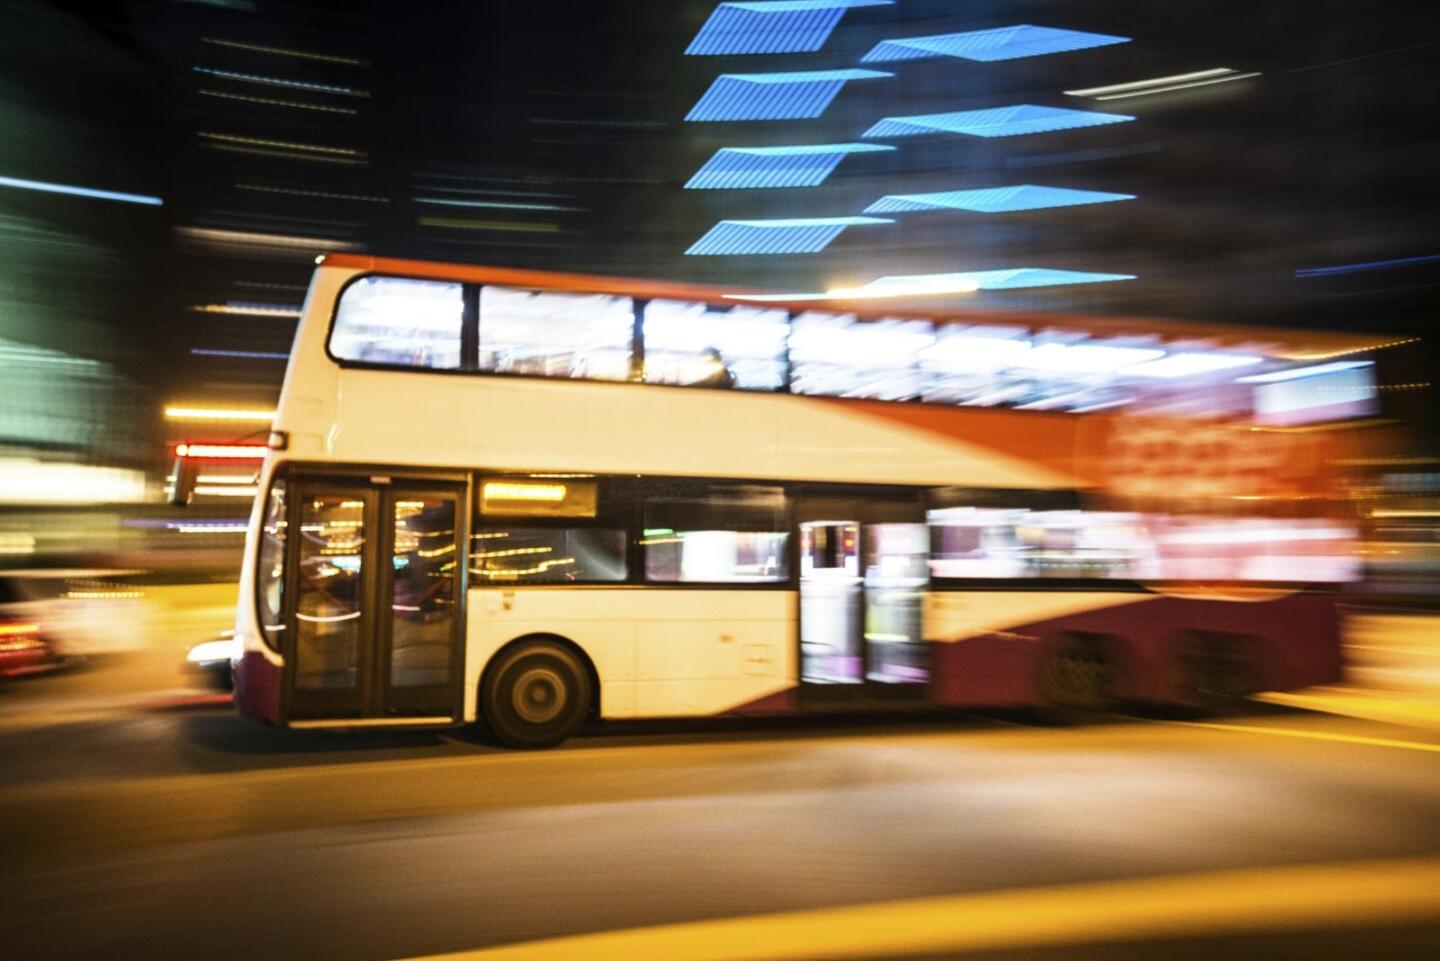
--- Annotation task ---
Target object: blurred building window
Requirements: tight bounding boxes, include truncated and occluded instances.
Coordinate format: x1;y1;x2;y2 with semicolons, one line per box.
643;480;790;583
642;299;787;391
479;285;633;381
256;479;287;650
330;276;464;369
789;312;932;401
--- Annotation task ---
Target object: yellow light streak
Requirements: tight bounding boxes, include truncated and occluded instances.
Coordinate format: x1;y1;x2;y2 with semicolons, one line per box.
165;406;276;422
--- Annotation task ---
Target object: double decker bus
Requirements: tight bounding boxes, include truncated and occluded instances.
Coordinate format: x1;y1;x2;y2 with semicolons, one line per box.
230;253;1378;747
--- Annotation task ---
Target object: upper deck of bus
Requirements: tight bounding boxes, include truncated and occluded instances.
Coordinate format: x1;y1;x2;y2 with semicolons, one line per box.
267;253;1397;491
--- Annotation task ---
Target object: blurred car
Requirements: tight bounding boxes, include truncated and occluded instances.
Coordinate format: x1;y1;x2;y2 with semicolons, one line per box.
0;614;58;679
0;570;153;658
186;631;236;690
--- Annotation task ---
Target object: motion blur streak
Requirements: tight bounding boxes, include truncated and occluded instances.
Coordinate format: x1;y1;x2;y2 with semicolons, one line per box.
0;175;162;206
405;856;1440;961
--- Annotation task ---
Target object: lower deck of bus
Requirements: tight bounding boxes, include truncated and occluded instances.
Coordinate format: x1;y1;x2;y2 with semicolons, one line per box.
233;463;1347;732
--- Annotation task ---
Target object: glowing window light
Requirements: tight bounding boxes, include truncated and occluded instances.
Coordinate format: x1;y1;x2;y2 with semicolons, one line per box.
865;185;1134;214
1236;361;1373;384
168;522;250;534
198;89;358;114
189;302;302;317
177;226;359;251
686;69;892;122
1010;343;1164;373
686;143;894;190
192;66;369;97
199;131;363;157
415;197;577;211
175;444;268;459
1120;352;1264;378
686;1;892;56
237;183;388;203
864;105;1133;139
686;216;890;255
0;175;162;207
201;37;367;66
482;482;567;503
165;406;276;422
862;24;1129;63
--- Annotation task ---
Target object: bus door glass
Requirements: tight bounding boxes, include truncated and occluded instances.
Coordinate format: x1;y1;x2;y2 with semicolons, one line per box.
798;497;930;694
863;522;930;684
285;477;465;722
800;520;862;684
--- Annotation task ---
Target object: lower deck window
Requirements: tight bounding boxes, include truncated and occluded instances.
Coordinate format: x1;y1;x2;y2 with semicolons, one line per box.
643;529;789;583
469;528;627;583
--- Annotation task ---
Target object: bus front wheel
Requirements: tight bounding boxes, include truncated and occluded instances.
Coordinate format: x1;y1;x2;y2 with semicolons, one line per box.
482;640;592;749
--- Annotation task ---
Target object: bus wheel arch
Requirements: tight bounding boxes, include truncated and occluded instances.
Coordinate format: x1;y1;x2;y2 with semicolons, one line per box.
1036;630;1126;720
478;633;598;749
1174;628;1261;711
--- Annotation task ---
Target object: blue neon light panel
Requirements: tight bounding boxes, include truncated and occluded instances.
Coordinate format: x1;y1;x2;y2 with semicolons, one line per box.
686;69;892;122
862;24;1129;63
687;1;893;56
882;268;1134;290
864;105;1133;138
686;217;891;255
686;143;895;189
865;185;1134;214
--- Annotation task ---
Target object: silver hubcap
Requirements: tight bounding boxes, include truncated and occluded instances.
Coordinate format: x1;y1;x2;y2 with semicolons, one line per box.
511;666;566;724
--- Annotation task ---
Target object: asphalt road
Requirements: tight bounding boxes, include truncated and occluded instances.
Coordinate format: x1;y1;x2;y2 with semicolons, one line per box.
3;682;1440;961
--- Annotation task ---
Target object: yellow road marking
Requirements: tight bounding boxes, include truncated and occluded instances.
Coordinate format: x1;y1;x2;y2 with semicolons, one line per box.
399;856;1440;961
1174;719;1440;753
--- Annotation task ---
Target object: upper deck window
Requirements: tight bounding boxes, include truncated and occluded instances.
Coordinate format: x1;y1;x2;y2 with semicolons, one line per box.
789;311;933;401
642;299;788;391
479;286;634;381
330;276;464;369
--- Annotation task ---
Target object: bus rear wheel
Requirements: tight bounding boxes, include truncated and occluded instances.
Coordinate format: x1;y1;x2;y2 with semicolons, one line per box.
482;640;592;749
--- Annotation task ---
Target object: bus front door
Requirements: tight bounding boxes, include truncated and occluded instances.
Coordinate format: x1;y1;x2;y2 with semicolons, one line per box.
284;478;466;724
797;502;930;703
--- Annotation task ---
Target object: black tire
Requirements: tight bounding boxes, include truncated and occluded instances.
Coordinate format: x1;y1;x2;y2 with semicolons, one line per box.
482;640;591;749
1038;633;1117;722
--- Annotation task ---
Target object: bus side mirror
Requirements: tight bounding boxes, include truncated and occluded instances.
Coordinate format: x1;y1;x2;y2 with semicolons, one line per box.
169;456;198;506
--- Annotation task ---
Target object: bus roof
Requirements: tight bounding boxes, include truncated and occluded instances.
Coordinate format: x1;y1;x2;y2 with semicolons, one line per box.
321;252;1411;362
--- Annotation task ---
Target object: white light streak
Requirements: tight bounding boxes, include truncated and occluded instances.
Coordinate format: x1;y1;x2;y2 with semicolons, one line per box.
1092;72;1261;101
165;406;276;422
1065;68;1238;97
0;175;162;206
192;66;369;97
1237;361;1372;383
